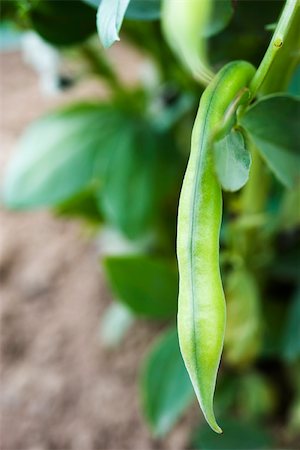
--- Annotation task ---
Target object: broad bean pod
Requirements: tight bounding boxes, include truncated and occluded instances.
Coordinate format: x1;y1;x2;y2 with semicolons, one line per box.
177;61;255;433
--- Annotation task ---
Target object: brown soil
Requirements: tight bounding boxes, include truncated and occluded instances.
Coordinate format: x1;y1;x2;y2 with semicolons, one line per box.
0;50;196;450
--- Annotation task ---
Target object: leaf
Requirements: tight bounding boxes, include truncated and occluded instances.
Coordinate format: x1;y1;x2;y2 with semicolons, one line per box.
191;417;273;450
82;0;100;7
261;300;288;358
99;302;135;347
98;125;153;238
29;0;96;46
236;373;276;420
278;182;300;231
214;130;251;192
96;123;177;239
281;286;300;362
208;1;284;67
141;328;194;436
161;0;214;84
240;95;300;188
97;0;130;48
288;66;300;96
54;184;102;223
203;0;233;37
2;103;118;208
84;0;161;19
224;269;262;367
126;0;161;20
103;255;178;318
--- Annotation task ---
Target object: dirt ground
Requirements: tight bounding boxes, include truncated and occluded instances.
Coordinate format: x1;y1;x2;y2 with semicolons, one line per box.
0;50;196;450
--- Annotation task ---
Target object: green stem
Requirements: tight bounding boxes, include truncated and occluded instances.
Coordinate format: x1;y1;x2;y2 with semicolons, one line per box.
249;0;299;96
81;43;124;92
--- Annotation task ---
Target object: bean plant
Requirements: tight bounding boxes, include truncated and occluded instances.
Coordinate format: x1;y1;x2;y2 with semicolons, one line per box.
1;0;300;448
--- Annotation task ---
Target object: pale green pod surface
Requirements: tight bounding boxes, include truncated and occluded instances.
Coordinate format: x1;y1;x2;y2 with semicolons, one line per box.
177;61;255;433
161;0;214;84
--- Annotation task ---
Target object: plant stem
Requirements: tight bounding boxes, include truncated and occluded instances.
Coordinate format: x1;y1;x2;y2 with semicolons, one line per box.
81;43;124;92
249;0;299;96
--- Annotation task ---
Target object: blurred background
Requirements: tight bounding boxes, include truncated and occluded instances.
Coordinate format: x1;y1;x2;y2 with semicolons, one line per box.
0;27;191;450
1;1;300;450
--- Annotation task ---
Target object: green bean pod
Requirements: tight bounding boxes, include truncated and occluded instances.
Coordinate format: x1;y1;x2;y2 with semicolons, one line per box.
177;61;255;433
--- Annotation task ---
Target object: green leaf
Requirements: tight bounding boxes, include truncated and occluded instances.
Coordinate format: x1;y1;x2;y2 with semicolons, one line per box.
261;300;287;358
2;103;118;208
204;0;233;37
141;328;194;436
126;0;161;20
236;373;276;420
288;66;300;96
97;0;130;48
84;0;161;19
99;302;135;347
191;417;273;450
98;126;152;238
82;0;100;8
161;0;214;84
278;182;300;231
96;123;177;239
240;95;300;188
281;286;300;362
29;0;96;46
214;130;251;192
54;184;102;223
103;255;178;318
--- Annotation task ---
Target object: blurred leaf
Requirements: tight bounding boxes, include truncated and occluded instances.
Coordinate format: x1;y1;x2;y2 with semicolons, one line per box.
204;0;233;37
126;0;161;20
237;373;276;420
191;417;273;450
213;374;237;416
2;103;118;208
99;302;135;347
97;226;146;256
97;0;130;48
288;66;300;96
0;21;22;51
278;182;300;230
281;286;300;362
269;246;300;282
84;0;161;19
141;327;194;436
214;130;251;192
29;0;96;46
224;269;262;367
161;0;214;84
3;99;178;239
261;300;287;358
152;93;195;132
103;255;178;318
240;95;300;188
82;0;100;7
96;123;178;239
54;184;102;223
208;0;284;67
